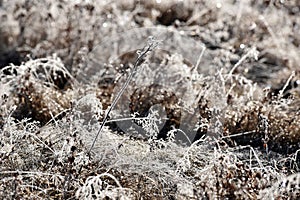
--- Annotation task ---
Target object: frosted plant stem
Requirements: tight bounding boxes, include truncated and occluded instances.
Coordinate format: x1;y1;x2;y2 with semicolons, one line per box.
86;38;158;157
278;71;295;99
226;47;259;82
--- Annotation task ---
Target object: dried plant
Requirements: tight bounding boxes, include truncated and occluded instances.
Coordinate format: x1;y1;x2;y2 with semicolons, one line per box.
0;0;299;199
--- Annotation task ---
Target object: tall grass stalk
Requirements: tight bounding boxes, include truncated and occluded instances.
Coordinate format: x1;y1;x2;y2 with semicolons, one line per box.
86;37;159;156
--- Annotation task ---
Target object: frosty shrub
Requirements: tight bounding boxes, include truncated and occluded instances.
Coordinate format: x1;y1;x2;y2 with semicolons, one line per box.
76;173;134;199
0;0;300;199
0;55;75;124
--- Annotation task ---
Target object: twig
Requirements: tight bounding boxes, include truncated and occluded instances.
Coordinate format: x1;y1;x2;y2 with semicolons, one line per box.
278;71;295;100
87;37;159;156
226;47;259;81
76;36;159;176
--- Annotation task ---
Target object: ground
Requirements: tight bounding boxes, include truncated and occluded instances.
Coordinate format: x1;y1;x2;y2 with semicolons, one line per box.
0;0;300;199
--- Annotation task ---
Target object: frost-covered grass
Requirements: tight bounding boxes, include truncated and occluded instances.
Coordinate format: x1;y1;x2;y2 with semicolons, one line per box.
1;0;300;199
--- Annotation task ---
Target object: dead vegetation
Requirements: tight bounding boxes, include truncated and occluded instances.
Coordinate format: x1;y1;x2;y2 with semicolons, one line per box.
1;0;300;199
